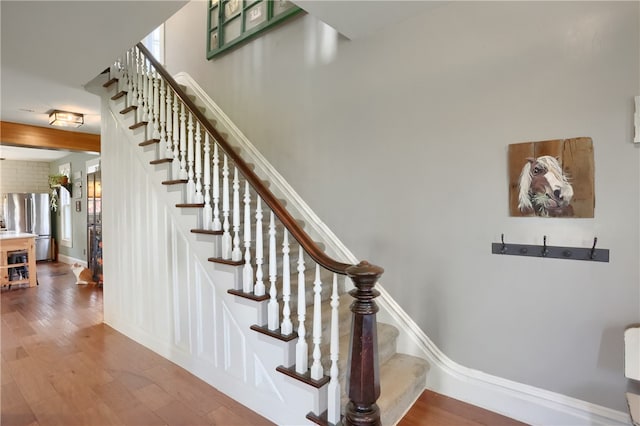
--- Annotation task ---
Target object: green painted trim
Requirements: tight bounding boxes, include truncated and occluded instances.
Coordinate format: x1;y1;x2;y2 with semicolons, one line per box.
206;1;303;60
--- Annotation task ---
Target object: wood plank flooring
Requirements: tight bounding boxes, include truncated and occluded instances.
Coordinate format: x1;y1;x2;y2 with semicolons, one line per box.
1;262;273;426
399;389;528;426
2;262;528;426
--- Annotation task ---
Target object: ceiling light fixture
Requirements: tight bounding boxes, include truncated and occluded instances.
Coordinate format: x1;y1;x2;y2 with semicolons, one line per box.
49;110;84;128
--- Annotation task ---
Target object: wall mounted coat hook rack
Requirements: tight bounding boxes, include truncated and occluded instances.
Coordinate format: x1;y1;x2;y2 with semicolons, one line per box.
492;235;609;262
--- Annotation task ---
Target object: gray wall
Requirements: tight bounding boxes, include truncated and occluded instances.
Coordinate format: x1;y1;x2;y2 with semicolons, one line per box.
165;1;640;411
50;152;99;261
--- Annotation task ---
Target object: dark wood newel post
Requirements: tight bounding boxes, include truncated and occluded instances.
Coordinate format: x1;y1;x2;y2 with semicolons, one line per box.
345;260;384;426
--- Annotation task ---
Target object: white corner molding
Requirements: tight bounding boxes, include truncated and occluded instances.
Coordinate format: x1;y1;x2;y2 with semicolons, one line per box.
634;96;640;143
173;71;631;426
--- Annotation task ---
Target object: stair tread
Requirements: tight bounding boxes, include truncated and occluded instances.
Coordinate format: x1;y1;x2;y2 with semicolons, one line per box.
103;77;118;88
377;353;430;426
150;158;172;165
139;138;160;146
176;203;205;208
120;105;137;114
111;90;127;100
129;121;147;130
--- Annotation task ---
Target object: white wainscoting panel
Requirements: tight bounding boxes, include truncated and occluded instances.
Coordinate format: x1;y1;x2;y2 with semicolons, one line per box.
222;302;248;382
195;261;218;366
100;99;318;425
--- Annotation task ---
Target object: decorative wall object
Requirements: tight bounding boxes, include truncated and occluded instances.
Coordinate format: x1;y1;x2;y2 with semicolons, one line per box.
207;0;302;59
509;137;594;218
73;171;82;198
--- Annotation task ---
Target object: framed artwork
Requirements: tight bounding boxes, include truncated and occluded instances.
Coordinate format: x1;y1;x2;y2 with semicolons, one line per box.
508;137;594;218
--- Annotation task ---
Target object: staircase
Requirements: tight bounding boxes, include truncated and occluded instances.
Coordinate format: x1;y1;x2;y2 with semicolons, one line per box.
100;43;428;426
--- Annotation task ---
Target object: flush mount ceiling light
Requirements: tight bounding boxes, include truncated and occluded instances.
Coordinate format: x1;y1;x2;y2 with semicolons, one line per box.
49;110;84;128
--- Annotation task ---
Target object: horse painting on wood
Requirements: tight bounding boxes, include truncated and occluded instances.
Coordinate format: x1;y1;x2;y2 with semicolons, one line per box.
518;156;574;217
508;137;594;218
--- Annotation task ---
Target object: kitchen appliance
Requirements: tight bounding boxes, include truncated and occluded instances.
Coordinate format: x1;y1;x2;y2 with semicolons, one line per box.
3;193;54;261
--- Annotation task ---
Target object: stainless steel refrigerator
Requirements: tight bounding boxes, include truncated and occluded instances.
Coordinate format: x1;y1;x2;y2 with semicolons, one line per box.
3;193;54;261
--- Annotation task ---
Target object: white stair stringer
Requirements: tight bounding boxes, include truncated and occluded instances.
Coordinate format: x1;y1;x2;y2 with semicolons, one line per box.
101;96;325;425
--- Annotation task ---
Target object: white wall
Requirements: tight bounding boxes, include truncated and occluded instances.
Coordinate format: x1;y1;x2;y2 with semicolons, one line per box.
164;1;640;412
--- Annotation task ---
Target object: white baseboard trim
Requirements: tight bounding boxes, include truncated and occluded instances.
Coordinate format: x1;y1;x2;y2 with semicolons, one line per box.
58;254;87;268
174;72;631;426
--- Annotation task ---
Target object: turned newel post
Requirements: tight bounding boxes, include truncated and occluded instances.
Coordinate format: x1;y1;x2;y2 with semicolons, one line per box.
345;260;384;426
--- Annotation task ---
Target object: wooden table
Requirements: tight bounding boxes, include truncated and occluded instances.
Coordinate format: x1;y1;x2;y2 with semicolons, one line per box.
0;232;37;288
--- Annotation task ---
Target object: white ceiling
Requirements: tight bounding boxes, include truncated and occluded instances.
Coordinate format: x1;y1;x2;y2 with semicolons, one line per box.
0;145;71;162
1;0;188;136
0;0;440;160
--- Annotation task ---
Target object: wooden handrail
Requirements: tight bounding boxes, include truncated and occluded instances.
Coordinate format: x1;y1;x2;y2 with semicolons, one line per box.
136;43;352;274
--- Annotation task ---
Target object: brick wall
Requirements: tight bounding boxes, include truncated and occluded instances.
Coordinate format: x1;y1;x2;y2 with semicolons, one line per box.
0;160;50;194
0;160;51;224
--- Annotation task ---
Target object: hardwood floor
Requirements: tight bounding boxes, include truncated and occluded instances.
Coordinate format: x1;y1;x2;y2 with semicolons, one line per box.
2;262;527;426
1;262;273;426
399;389;528;426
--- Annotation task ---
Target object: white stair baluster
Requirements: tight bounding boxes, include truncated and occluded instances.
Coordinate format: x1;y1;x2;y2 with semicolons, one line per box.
310;264;323;380
212;143;221;231
117;54;126;98
327;274;341;424
132;50;139;107
221;155;231;259
202;132;212;229
165;87;173;159
267;212;279;330
186;112;196;203
136;50;145;123
142;58;150;122
242;182;253;293
125;52;135;107
152;69;160;139
231;167;242;261
281;230;292;335
159;78;167;151
295;248;308;374
146;60;154;131
172;93;180;179
254;198;265;297
179;103;188;180
194;121;204;204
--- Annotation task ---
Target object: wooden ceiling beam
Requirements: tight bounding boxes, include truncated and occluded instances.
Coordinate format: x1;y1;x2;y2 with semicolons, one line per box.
0;121;100;153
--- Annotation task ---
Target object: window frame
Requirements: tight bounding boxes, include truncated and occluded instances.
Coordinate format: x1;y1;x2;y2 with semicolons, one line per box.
58;163;72;248
207;0;303;59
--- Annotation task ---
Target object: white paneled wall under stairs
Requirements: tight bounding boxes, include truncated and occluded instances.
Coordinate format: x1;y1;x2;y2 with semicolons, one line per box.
100;44;428;426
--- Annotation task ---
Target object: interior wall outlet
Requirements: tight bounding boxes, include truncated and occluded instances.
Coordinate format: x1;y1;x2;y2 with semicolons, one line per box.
635;96;640;143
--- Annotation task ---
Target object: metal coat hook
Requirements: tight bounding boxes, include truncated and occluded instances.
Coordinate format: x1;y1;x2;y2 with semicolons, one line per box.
491;234;609;262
